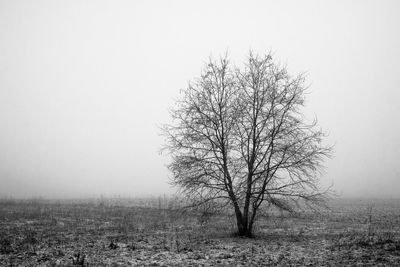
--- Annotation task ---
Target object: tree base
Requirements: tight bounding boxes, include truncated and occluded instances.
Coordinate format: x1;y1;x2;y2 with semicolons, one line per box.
233;230;254;238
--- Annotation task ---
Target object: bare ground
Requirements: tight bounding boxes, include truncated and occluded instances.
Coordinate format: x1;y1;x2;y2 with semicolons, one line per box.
1;198;400;266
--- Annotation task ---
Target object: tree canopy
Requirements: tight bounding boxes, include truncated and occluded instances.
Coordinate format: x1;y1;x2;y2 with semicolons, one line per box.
162;52;332;236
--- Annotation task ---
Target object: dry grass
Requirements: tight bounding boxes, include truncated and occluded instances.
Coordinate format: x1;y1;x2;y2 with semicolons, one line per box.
0;198;399;266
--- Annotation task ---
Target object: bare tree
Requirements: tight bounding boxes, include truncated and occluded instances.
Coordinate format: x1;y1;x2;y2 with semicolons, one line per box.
162;52;332;237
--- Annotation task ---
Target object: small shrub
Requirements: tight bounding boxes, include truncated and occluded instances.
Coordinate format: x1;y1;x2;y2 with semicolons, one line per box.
198;210;213;227
127;242;136;251
0;237;13;254
109;241;119;249
22;229;37;245
72;252;86;266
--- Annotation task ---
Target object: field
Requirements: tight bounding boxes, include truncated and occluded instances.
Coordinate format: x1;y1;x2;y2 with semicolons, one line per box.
1;198;400;266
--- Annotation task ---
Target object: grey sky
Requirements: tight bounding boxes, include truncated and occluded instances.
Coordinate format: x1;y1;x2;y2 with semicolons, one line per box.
0;0;399;198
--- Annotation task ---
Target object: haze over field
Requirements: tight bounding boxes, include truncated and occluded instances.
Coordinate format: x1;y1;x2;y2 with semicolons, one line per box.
0;0;399;198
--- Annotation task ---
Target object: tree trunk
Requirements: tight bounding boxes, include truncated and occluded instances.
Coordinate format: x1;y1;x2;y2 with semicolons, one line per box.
237;219;253;237
235;211;253;237
234;204;257;237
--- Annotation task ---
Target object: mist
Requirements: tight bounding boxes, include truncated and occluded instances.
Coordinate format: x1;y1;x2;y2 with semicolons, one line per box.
0;0;399;198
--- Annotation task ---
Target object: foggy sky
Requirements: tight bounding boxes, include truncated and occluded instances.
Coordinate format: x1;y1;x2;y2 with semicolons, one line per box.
0;0;399;198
